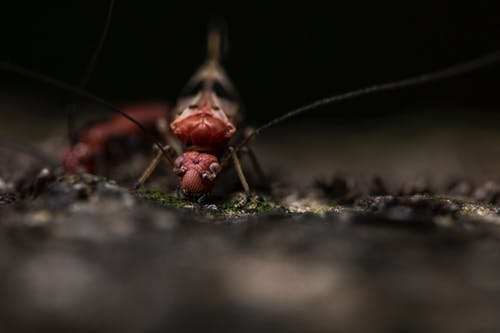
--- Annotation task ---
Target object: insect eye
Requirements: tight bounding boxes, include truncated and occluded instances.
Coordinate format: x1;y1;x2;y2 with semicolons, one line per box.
202;172;216;181
209;162;220;173
174;156;184;168
174;167;186;176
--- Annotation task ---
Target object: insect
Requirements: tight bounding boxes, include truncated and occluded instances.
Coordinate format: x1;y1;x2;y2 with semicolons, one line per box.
1;16;500;201
63;102;170;174
131;28;266;201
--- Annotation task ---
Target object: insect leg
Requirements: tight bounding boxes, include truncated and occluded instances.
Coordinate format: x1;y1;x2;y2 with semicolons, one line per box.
239;127;269;189
229;146;251;198
134;144;177;189
240;146;269;190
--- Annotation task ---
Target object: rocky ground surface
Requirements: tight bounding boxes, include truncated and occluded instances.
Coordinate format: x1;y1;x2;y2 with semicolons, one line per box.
2;166;500;333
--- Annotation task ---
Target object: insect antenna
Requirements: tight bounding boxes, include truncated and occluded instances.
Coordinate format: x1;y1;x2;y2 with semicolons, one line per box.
0;62;175;166
68;0;115;146
79;0;115;90
222;50;500;168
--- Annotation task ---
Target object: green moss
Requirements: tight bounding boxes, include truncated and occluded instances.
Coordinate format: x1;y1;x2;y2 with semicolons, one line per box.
413;195;500;224
218;193;282;216
134;189;283;218
135;189;192;209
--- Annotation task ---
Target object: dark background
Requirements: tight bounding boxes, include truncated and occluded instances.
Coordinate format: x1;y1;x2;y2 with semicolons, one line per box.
1;0;500;125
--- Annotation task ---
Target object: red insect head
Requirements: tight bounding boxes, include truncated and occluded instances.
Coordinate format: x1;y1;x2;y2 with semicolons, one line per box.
170;98;236;152
174;151;221;197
